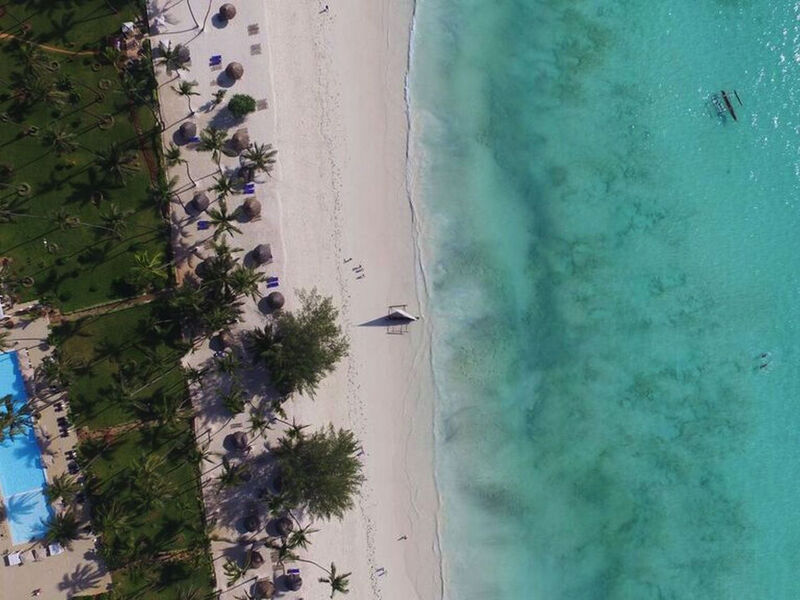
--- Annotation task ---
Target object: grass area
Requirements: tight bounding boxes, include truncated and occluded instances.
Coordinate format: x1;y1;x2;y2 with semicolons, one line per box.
0;0;167;312
57;302;188;429
58;304;214;598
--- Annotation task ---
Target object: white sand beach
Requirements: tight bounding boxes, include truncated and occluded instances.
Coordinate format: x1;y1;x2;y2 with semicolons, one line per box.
149;0;441;598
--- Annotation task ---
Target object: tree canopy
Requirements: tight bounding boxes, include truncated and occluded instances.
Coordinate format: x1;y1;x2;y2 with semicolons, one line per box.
272;425;363;521
249;289;348;397
227;94;256;119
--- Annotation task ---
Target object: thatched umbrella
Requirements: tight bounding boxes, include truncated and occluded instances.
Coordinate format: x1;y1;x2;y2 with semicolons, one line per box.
252;243;272;265
266;291;284;310
175;44;190;64
276;516;293;538
253;578;275;599
232;431;248;450
179;121;197;139
219;330;235;349
231;129;250;153
243;198;261;219
286;573;302;591
248;549;265;569
219;3;237;20
192;191;209;212
226;61;244;80
244;514;260;533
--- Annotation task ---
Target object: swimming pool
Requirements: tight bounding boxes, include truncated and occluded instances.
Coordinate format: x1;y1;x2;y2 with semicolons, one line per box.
0;351;52;544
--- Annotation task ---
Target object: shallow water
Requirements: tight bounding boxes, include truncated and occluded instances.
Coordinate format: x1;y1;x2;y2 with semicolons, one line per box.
410;1;800;597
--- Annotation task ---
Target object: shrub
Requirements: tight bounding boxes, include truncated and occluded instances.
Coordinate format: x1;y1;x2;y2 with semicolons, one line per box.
227;94;256;119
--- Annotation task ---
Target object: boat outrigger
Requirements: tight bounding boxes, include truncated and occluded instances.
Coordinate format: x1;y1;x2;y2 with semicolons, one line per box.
710;89;743;122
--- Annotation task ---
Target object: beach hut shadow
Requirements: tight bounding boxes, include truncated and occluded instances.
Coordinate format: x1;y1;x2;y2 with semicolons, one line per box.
211;14;229;29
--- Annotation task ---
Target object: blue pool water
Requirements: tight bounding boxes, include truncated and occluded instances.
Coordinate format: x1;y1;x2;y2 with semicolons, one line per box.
0;352;52;544
411;0;800;597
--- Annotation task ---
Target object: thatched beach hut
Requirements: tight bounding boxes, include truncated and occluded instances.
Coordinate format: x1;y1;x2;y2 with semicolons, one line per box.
219;3;237;20
219;330;235;349
244;514;260;533
232;431;248;450
266;291;284;310
226;61;244;80
243;198;261;219
253;243;272;265
276;516;293;538
231;129;250;153
253;578;275;599
179;121;197;140
192;191;210;212
286;573;302;591
175;44;191;64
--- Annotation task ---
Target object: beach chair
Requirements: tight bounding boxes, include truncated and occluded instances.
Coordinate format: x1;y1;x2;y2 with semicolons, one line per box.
47;543;64;556
288;568;300;575
267;281;279;289
267;276;279;283
198;221;210;230
5;552;21;566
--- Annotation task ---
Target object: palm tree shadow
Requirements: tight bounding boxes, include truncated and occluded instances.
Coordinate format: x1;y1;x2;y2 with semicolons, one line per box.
58;563;104;593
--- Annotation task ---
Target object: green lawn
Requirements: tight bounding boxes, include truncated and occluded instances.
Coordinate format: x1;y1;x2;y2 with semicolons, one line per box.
0;0;167;312
59;304;214;598
58;303;188;429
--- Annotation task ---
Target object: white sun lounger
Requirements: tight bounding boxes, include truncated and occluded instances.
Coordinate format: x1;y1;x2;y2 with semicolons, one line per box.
47;543;64;556
5;552;21;566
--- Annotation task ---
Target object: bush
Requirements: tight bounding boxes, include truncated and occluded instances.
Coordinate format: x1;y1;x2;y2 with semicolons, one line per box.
227;94;256;119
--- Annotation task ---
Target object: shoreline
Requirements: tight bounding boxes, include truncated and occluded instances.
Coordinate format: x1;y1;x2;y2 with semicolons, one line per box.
263;1;443;598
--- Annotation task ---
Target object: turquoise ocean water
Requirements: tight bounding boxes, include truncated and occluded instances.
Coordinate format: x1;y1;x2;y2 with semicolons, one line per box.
410;1;800;598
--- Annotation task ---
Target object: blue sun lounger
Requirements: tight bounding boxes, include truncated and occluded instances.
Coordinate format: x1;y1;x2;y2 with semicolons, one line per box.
267;281;279;289
198;220;210;230
267;276;279;283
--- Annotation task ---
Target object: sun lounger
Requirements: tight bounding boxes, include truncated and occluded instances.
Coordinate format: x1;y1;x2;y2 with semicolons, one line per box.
198;221;210;230
267;276;279;283
47;543;64;556
267;282;279;289
5;552;21;566
288;568;300;574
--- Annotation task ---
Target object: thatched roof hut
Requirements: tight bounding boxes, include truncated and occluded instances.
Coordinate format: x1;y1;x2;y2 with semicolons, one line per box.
219;330;235;348
192;191;209;212
276;516;293;538
244;514;260;533
232;431;248;450
253;243;272;265
248;549;265;568
175;44;190;64
266;291;284;310
219;3;237;20
286;573;303;591
226;61;244;80
179;121;197;139
243;198;261;219
253;578;275;599
231;129;250;153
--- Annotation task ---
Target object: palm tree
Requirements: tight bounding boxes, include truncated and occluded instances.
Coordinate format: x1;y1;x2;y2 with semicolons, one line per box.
96;143;138;183
157;41;188;74
44;474;80;506
214;351;240;377
217;457;249;490
210;174;236;200
219;384;245;415
0;394;31;442
173;80;200;114
222;556;249;586
319;563;352;598
164;143;196;186
43;125;78;156
148;175;179;212
243;143;278;176
229;267;266;300
49;207;81;231
131;454;173;509
207;199;242;241
211;89;227;107
248;409;270;440
99;203;133;239
177;587;203;600
286;523;319;551
130;250;168;291
94;499;131;539
44;511;82;549
199;127;228;172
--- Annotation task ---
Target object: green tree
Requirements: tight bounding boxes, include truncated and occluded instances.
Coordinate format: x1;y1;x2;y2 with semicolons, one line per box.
210;173;236;200
227;94;256;119
99;203;133;239
49;207;81;231
199;126;228;172
43;125;78;156
220;383;246;415
222;556;249;586
207;199;242;241
148;175;179;212
319;563;352;598
0;394;31;442
131;454;173;509
44;511;82;548
218;457;250;490
242;142;278;176
249;289;349;397
211;89;227;107
130;250;168;291
173;80;200;114
44;474;80;506
96;143;138;183
271;425;364;520
165;143;196;186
